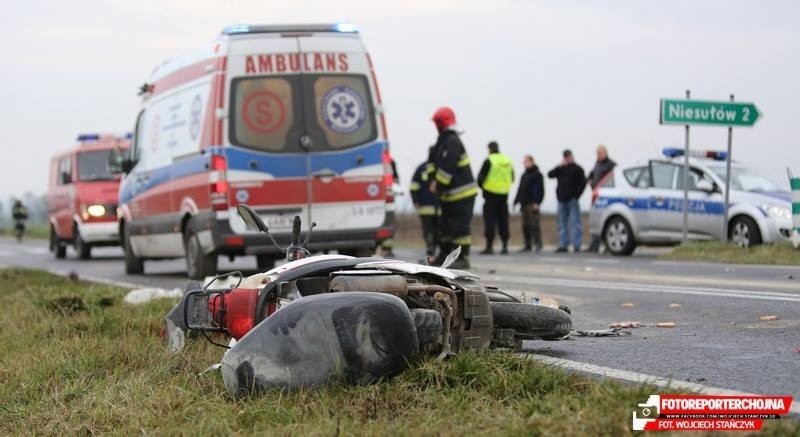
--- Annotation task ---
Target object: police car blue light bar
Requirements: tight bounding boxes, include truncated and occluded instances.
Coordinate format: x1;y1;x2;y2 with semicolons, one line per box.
77;134;100;142
221;24;359;35
662;147;728;161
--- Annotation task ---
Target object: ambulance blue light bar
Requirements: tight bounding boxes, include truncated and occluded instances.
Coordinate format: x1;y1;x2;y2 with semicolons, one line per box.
221;23;358;35
662;147;728;161
77;134;100;141
125;132;133;139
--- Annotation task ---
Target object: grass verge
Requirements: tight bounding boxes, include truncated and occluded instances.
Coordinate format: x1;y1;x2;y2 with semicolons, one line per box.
0;268;796;435
660;241;800;266
0;223;49;240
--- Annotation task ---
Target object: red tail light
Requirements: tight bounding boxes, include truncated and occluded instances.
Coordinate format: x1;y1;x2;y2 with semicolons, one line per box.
382;149;394;203
210;154;229;211
208;288;258;340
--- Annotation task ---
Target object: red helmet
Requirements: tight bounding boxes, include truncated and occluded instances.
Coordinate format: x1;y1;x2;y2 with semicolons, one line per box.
432;106;456;130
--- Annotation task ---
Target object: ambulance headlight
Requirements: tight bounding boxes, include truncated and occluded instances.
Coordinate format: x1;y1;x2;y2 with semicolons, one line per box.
86;204;107;217
760;204;791;220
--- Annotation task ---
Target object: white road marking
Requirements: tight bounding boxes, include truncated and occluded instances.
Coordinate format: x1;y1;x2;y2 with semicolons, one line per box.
487;274;800;303
522;354;800;415
46;268;145;289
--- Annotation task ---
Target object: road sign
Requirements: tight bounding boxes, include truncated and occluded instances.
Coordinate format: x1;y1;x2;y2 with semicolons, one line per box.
660;99;761;127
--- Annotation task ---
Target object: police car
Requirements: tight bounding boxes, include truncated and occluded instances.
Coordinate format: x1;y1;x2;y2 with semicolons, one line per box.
590;148;792;255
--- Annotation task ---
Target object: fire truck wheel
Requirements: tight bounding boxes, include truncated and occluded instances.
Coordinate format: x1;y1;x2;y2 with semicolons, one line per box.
73;226;92;260
184;228;218;279
123;223;144;275
50;226;66;259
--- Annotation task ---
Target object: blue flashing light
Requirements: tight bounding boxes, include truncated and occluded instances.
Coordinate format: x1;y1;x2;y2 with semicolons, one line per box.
335;23;357;33
77;134;100;142
662;147;684;158
125;132;133;139
225;24;251;34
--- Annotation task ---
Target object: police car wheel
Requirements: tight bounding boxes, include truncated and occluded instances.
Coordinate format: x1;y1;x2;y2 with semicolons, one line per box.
123;223;144;274
184;228;217;279
603;216;635;256
50;226;66;259
729;216;762;248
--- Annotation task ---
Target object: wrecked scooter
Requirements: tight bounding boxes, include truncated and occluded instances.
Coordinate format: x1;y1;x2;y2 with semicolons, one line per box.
164;204;572;396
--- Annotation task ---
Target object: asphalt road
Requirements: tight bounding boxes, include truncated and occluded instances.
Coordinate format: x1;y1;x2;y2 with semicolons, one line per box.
2;237;799;400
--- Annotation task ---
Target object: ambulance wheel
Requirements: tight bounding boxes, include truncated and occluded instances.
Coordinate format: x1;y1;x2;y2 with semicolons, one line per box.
73;225;92;260
184;228;217;279
729;216;762;248
50;226;66;259
123;223;144;275
256;254;277;270
603;216;636;256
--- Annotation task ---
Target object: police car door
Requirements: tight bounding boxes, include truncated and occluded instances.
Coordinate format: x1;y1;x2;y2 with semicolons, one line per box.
298;38;386;235
647;161;683;240
676;166;725;239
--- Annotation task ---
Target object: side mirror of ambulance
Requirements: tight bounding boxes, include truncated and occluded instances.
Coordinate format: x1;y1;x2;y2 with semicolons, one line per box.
237;204;269;233
108;147;133;174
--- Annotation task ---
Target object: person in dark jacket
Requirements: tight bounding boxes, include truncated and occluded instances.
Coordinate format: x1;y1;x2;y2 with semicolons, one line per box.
427;106;478;269
513;155;544;252
410;157;439;257
586;145;616;252
477;141;514;255
547;149;586;253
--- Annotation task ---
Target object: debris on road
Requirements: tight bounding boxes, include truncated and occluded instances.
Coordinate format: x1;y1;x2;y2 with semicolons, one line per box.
656;322;676;328
668;303;682;308
759;315;780;322
124;287;183;305
621;302;635;308
610;321;640;328
573;328;631;337
609;321;677;328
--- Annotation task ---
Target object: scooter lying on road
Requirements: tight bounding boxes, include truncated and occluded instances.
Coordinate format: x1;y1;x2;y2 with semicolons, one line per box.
163;204;572;397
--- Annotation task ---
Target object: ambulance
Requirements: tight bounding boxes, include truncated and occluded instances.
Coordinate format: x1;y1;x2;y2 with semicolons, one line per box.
113;24;396;278
48;134;130;259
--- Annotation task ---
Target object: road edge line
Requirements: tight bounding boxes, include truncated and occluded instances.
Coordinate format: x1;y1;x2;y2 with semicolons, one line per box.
521;354;800;415
46;268;145;289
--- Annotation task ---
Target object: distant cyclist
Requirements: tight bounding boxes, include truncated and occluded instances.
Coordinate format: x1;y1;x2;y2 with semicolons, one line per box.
12;199;28;242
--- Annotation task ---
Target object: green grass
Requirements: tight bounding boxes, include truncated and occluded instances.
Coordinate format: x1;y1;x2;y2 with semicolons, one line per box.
661;241;800;266
0;269;796;435
0;223;49;240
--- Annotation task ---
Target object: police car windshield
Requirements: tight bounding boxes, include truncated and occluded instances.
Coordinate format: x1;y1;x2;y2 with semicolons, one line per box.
78;150;114;182
708;166;785;192
230;74;376;153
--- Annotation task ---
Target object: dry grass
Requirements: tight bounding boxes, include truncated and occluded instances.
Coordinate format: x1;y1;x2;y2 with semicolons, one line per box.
660;241;800;266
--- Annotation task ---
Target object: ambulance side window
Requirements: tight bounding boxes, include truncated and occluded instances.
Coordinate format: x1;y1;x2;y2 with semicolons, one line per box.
131;110;144;169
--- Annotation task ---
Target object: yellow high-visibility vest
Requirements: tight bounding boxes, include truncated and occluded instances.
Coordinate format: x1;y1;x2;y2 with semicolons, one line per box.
483;153;513;195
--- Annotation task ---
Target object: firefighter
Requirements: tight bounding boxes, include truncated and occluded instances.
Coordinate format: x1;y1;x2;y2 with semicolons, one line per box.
12;199;28;243
427;107;477;269
477;141;514;255
410;156;439;257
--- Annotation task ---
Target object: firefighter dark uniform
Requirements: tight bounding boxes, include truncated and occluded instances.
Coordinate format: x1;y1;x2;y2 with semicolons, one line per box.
477;145;514;254
428;107;477;268
410;159;439;256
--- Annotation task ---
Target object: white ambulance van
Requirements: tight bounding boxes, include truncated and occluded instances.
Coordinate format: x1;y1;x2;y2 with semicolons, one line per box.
113;24;395;278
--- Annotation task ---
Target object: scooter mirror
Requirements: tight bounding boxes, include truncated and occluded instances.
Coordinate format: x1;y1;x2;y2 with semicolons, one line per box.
237;204;268;233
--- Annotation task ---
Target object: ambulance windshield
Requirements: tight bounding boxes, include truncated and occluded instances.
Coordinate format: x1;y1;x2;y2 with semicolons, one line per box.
230;74;376;153
78;150;115;182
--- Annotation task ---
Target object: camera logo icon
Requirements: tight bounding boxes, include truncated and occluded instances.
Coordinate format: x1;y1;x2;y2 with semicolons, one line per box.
632;395;661;431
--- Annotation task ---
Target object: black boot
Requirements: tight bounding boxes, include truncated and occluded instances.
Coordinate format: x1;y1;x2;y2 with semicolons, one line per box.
480;237;494;255
500;241;509;255
449;245;471;269
433;242;452;266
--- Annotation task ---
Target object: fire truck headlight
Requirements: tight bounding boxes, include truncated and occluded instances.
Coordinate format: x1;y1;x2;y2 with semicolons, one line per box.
86;204;106;218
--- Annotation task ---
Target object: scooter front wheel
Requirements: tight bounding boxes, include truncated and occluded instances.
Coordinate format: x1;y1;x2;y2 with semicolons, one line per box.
490;302;572;340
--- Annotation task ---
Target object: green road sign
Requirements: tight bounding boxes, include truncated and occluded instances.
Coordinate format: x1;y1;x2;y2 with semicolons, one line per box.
660;99;761;127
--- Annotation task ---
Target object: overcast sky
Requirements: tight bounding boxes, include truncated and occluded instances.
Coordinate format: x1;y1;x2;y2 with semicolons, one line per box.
1;0;798;213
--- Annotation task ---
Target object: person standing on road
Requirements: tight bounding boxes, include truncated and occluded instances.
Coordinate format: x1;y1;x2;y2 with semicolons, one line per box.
12;199;28;243
477;141;514;255
410;157;439;257
427;107;478;269
547;150;586;253
513;155;544;252
586;145;616;252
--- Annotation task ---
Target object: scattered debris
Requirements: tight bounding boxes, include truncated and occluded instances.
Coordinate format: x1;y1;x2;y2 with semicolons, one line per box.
656;322;676;328
794;346;800;354
573;328;631;337
759;315;780;322
610;321;640;328
124;287;183;305
668;303;682;308
487;269;497;274
621;302;635;308
788;275;795;280
539;297;560;308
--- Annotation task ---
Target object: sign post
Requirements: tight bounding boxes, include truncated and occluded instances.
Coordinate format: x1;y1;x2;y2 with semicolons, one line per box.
659;95;761;243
